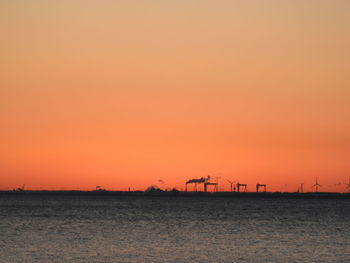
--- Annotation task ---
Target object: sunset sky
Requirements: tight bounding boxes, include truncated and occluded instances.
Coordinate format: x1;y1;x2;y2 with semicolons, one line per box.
1;0;350;192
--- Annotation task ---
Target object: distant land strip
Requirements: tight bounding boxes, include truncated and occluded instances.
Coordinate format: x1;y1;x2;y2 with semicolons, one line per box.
0;191;349;199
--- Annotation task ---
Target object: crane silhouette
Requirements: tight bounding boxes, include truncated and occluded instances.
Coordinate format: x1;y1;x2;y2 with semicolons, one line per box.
312;177;321;193
237;183;247;192
256;183;266;192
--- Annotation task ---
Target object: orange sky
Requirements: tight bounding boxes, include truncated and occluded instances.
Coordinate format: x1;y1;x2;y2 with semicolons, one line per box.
1;0;350;192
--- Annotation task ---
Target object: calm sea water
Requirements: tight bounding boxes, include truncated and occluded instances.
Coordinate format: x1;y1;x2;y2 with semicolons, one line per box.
0;195;349;263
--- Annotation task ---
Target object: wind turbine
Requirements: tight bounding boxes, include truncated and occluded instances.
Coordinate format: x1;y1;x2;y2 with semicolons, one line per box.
344;178;350;193
226;179;236;192
312;177;321;193
299;183;304;193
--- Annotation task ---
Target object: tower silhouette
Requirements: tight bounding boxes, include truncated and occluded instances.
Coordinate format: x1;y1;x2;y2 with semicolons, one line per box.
312;177;321;193
299;183;304;193
226;179;235;192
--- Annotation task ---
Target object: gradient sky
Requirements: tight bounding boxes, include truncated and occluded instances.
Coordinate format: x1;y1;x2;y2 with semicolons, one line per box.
1;0;350;192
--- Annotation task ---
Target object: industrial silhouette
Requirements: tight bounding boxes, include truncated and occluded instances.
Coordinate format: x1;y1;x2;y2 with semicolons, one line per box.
7;176;350;195
185;177;206;192
256;184;266;192
185;176;218;192
312;177;321;192
226;179;236;192
95;186;106;191
236;183;248;192
205;181;218;192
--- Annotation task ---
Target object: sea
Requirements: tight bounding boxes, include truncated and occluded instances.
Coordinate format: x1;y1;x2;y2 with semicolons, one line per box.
0;194;349;263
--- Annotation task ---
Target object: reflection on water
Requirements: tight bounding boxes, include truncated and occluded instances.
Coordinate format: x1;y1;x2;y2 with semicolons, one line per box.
0;195;349;263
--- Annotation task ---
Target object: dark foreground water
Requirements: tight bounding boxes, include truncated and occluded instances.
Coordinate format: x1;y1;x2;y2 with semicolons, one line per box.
0;195;349;263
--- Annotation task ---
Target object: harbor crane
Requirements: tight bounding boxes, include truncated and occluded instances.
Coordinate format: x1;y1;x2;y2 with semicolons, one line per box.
237;183;247;192
256;184;266;192
204;182;218;192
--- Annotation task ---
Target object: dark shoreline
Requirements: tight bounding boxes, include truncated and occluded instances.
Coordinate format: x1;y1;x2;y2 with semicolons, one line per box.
0;191;349;199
